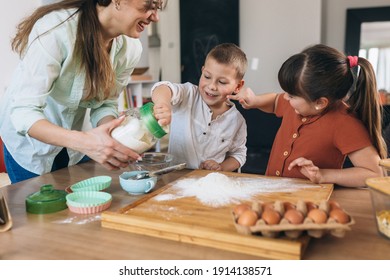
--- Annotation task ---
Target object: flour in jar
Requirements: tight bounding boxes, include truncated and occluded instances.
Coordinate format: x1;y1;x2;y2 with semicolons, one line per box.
111;116;155;154
153;172;321;207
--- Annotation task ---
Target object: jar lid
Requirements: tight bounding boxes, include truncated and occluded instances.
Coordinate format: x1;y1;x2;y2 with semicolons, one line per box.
25;184;68;214
140;102;167;139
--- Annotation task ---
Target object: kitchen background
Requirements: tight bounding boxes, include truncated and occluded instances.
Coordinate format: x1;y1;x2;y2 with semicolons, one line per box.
1;0;389;98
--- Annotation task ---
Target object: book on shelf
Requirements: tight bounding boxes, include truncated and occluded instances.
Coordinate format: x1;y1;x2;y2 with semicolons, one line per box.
123;87;152;108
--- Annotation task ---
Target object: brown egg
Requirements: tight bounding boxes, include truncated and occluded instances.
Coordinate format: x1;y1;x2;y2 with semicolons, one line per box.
329;208;350;224
284;209;304;224
283;202;296;211
307;209;328;224
233;203;251;217
261;209;281;225
305;201;318;212
237;209;258;226
328;200;341;210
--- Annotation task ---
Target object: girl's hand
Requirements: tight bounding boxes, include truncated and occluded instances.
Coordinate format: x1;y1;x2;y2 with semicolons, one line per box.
288;157;323;184
153;102;172;126
227;87;257;109
78;116;141;170
200;160;222;171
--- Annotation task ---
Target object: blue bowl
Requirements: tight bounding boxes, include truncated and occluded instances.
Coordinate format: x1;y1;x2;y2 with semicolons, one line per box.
119;171;157;195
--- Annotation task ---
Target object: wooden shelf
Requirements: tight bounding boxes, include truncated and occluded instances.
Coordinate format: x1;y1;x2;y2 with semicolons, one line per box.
126;79;157;108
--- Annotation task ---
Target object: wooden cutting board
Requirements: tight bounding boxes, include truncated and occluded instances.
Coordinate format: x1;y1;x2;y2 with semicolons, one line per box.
101;170;333;259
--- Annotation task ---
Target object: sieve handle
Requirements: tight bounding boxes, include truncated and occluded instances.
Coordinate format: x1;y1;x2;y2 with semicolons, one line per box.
149;163;187;177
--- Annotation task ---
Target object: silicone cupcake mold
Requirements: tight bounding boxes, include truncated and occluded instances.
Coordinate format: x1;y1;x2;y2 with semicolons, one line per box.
70;176;112;192
66;191;112;214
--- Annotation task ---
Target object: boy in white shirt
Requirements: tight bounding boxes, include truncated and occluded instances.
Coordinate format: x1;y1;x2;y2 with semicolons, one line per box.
151;43;247;171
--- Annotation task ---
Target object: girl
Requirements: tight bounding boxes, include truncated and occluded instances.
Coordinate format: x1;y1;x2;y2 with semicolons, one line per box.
229;44;386;187
0;0;166;183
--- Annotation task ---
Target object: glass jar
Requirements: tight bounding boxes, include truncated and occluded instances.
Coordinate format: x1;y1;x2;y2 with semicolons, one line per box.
111;102;168;154
366;177;390;240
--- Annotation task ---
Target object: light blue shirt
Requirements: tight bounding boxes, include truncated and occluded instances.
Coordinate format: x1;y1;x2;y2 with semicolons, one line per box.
152;81;247;169
0;9;142;175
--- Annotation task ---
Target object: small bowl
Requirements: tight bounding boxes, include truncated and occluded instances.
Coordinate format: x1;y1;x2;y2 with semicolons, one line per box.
129;152;174;172
366;177;390;240
119;171;157;195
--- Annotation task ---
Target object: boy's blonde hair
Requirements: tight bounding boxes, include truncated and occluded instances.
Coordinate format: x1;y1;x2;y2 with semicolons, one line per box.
206;43;248;80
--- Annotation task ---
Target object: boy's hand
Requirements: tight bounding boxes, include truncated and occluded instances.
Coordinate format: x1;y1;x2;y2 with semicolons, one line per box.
200;160;222;171
153;102;172;126
288;157;323;184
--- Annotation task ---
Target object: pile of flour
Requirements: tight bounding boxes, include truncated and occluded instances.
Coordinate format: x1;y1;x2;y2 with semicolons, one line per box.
153;172;319;207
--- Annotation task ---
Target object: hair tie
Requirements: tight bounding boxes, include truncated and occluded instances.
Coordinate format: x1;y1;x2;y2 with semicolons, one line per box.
347;56;358;68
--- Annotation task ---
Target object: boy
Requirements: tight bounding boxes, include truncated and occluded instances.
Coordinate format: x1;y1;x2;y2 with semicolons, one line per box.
151;43;247;171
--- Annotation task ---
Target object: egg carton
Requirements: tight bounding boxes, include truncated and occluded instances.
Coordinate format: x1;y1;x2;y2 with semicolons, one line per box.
232;200;355;239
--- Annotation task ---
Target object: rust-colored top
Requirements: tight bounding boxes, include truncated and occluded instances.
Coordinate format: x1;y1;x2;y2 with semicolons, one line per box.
266;95;372;179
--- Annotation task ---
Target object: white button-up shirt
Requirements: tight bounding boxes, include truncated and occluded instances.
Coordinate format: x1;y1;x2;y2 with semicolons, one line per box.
0;9;142;175
152;81;247;169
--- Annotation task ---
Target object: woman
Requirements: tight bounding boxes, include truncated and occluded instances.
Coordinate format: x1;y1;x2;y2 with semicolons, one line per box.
0;0;166;183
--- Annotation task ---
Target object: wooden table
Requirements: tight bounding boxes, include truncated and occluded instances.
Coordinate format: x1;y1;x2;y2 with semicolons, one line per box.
1;161;389;260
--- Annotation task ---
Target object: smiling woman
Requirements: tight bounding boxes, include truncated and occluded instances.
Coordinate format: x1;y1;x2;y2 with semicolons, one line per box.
0;0;167;184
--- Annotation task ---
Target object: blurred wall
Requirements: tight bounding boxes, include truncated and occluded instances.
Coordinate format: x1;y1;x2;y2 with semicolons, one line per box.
0;1;40;99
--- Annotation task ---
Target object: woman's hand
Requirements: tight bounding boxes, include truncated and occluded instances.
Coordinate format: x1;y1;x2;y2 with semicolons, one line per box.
153;102;172;126
288;157;323;184
200;160;222;171
78;116;141;170
27;116;141;171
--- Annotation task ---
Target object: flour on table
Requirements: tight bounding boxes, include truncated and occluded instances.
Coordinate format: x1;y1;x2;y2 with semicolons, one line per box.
153;172;321;207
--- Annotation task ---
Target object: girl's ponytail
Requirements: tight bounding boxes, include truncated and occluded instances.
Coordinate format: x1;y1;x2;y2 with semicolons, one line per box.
347;57;387;159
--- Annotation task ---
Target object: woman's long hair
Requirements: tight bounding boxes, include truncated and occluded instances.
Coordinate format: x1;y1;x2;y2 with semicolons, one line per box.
11;0;161;101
